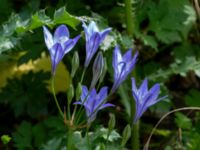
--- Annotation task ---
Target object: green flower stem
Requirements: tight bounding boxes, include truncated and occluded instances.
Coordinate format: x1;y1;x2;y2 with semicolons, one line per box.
124;0;134;36
124;0;140;149
71;68;86;123
86;126;91;150
67;100;71;120
67;128;74;150
132;121;140;150
51;77;64;118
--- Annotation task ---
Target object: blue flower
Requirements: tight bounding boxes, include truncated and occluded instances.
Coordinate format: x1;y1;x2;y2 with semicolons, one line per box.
43;25;80;75
131;77;167;123
82;21;112;67
111;46;138;93
74;86;114;123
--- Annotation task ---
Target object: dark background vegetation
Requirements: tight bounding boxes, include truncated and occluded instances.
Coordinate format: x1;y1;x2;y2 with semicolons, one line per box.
0;0;200;149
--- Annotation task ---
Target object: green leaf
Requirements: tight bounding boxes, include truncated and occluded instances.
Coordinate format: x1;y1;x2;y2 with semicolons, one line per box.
28;10;52;30
1;135;11;145
140;35;158;50
0;71;50;118
99;128;121;142
121;124;131;147
12;121;33;149
175;112;192;129
54;7;80;29
183;5;196;26
184;89;200;107
41;138;62;150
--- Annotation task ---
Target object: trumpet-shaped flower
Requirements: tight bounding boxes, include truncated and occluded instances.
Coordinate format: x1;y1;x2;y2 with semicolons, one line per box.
131;77;167;123
74;86;114;123
43;25;80;75
111;46;138;93
82;21;112;67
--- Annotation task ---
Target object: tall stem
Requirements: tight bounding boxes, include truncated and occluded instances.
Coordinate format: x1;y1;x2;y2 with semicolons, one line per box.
132;122;140;150
67;128;74;150
124;0;139;149
51;77;64;118
124;0;134;36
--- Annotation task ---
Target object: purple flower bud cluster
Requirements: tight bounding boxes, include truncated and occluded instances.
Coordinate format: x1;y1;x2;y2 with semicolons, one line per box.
43;21;166;124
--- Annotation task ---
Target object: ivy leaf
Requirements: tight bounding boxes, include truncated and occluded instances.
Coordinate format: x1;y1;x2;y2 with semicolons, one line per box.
54;7;80;30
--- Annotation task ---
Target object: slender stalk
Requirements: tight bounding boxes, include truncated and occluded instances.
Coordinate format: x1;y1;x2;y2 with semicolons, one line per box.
132;121;140;150
86;126;91;150
124;0;139;149
71;68;86;123
51;77;64;118
143;107;200;150
124;0;134;36
67;100;71;120
67;128;74;150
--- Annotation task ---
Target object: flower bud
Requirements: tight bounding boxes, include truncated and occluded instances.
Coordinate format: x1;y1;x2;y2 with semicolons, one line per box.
90;52;104;89
67;84;74;104
71;51;79;78
108;113;116;131
121;124;131;147
99;57;107;84
75;82;82;100
99;143;106;150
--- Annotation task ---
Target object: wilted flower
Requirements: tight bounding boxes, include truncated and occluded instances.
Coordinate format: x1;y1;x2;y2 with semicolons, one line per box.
74;86;114;123
82;21;112;67
111;46;138;93
43;25;80;75
131;77;167;123
90;52;104;89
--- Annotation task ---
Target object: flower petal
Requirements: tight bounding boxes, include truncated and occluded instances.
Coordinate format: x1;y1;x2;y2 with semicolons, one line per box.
122;48;132;61
54;25;69;41
63;34;81;54
112;46;122;69
97;86;108;103
50;43;63;74
138;78;148;100
43;26;54;50
88;21;99;35
100;27;112;42
84;32;101;67
99;103;115;110
81;86;89;102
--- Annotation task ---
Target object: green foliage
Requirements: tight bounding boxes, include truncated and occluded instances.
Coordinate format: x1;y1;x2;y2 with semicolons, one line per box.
175;112;192;129
0;0;200;149
1;134;11;145
185;89;200;107
12;116;66;150
54;7;80;30
0;71;50;117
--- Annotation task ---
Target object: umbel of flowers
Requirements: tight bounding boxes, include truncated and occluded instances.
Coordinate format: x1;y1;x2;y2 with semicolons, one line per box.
43;21;166;125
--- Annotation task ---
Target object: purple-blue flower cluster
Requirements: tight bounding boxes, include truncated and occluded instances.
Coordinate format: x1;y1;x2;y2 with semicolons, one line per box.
43;21;166;124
